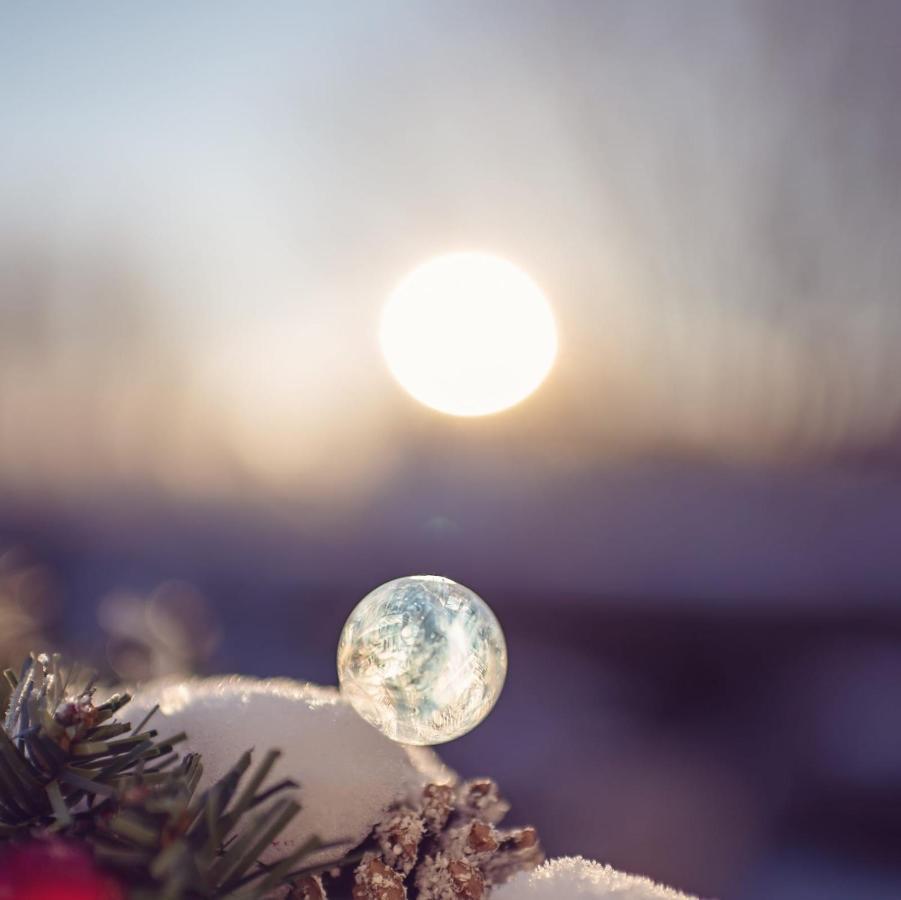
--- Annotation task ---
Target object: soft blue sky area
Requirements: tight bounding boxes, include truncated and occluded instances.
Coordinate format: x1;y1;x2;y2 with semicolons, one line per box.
3;1;901;603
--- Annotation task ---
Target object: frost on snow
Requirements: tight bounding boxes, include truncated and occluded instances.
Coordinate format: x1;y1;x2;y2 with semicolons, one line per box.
493;857;699;900
124;676;454;865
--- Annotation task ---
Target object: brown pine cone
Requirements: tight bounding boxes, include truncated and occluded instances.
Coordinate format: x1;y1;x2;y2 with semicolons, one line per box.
440;820;499;865
375;807;425;875
353;780;542;898
353;855;407;900
483;826;544;886
415;853;485;900
421;783;454;835
290;874;327;899
455;780;510;825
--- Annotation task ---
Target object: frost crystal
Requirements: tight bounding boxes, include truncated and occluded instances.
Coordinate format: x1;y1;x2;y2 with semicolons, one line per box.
492;857;700;899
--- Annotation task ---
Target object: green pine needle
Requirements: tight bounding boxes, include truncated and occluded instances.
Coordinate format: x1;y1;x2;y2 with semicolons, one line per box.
0;652;348;899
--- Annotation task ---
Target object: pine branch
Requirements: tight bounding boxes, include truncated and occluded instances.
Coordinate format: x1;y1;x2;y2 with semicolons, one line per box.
0;652;331;899
1;652;177;832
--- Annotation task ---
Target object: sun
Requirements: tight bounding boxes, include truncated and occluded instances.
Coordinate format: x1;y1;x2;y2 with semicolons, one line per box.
379;253;557;416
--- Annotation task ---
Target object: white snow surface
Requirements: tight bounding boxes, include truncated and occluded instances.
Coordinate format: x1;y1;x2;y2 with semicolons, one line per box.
494;857;700;900
123;676;454;865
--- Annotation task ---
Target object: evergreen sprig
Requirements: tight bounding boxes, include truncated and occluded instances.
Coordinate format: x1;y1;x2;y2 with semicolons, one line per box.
0;652;180;834
0;652;336;899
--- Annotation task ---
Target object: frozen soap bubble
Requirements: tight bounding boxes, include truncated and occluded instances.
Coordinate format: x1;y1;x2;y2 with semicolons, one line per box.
337;575;507;745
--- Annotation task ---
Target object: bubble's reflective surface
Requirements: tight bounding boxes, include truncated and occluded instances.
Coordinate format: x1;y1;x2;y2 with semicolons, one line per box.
337;575;507;745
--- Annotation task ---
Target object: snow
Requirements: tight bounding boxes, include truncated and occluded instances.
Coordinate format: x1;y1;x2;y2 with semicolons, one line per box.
123;676;454;865
122;679;703;898
493;857;700;900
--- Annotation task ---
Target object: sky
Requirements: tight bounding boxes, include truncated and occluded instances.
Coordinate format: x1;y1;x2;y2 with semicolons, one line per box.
4;11;901;894
2;1;901;602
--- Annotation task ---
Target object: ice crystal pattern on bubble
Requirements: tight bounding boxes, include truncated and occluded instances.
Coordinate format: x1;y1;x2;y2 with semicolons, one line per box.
337;575;507;745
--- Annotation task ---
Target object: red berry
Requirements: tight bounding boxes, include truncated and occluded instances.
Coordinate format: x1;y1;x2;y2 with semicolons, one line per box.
0;839;124;900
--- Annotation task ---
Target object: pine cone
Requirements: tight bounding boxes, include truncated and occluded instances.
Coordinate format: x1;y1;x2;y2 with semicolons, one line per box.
421;783;454;834
376;806;426;875
455;779;510;825
442;820;499;864
351;779;543;899
290;874;327;899
484;826;543;885
416;853;485;900
353;855;407;899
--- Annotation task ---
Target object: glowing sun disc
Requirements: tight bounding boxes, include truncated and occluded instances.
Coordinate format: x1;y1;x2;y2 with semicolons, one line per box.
380;253;557;416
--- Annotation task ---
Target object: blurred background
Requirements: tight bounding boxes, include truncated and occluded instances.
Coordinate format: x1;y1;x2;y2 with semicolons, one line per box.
3;2;901;897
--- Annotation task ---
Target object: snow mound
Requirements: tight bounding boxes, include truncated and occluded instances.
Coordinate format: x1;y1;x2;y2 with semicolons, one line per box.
493;857;700;899
124;676;454;865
